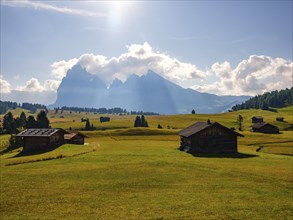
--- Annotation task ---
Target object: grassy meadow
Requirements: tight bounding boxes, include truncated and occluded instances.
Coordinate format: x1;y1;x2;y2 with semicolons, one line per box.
0;106;292;219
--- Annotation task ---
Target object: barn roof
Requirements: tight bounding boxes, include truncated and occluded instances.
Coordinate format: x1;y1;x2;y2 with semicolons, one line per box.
16;128;66;137
252;122;277;129
252;116;263;119
64;132;87;140
178;121;244;138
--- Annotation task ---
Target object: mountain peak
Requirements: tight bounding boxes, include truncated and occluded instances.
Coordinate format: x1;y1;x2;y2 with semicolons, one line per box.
146;69;160;77
66;64;89;79
68;64;85;73
53;67;249;114
110;78;123;88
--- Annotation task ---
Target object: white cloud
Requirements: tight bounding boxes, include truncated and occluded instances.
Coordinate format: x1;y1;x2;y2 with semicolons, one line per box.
51;42;206;85
44;80;61;91
51;44;292;96
211;61;233;78
5;42;291;97
1;0;106;17
0;78;11;93
194;55;293;96
17;78;44;92
16;78;61;92
51;58;78;79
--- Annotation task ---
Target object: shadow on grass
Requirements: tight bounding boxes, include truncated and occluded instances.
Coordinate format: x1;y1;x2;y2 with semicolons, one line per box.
12;144;62;158
189;152;258;159
0;146;21;155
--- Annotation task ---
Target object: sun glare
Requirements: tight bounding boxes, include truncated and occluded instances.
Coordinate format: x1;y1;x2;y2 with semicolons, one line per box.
106;1;134;28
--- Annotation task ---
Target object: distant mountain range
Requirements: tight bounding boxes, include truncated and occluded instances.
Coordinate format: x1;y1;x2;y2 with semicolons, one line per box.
1;90;56;106
51;65;250;114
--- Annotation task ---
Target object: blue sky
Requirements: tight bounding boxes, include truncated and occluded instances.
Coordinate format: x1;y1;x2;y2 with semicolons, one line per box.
0;1;292;104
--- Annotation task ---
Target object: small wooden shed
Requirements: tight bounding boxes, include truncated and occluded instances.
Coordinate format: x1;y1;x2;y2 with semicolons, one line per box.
276;117;284;122
252;116;264;123
16;128;67;152
64;132;86;145
178;121;244;154
252;123;279;134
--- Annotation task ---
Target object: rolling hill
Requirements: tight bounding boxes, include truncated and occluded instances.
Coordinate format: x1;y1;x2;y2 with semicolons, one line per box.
0;106;292;219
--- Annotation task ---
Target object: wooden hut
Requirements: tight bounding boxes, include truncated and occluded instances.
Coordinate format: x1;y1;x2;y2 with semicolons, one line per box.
252;123;279;134
16;128;67;152
64;132;87;145
251;116;264;123
276;117;284;122
178;121;244;154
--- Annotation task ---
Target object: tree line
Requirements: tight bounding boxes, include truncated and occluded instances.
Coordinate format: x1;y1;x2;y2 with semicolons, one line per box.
1;110;49;134
56;106;159;115
232;87;293;111
0;101;47;114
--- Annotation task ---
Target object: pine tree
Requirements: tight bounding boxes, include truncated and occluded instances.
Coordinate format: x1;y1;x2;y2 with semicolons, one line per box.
36;110;49;128
26;116;36;128
192;109;195;114
85;119;91;131
19;112;27;128
134;116;141;127
237;115;243;131
14;117;22;129
141;115;146;127
2;112;16;134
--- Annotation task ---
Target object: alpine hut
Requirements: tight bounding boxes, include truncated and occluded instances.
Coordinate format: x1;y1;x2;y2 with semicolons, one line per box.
252;123;279;134
178;121;244;153
251;116;264;123
16;128;67;152
64;132;87;144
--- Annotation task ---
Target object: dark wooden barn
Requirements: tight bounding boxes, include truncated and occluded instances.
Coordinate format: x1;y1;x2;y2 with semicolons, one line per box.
178;121;244;154
64;132;87;145
100;117;110;123
276;117;284;122
252;116;264;123
16;128;67;152
252;123;279;134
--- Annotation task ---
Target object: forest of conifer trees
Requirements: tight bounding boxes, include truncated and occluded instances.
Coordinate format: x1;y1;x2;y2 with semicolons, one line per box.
232;87;293;111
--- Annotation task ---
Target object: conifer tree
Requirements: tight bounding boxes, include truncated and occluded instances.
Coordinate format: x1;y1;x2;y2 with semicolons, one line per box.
36;110;50;128
237;115;243;131
19;112;27;128
2;112;16;134
134;116;141;127
141;115;146;127
26;116;36;128
85;119;91;131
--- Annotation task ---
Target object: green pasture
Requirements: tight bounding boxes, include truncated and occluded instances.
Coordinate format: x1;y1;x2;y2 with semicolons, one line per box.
0;135;10;152
0;143;98;166
0;106;292;219
1;133;292;219
44;106;293;133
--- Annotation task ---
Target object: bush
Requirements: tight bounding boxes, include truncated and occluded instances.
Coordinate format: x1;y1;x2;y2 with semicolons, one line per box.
9;135;22;149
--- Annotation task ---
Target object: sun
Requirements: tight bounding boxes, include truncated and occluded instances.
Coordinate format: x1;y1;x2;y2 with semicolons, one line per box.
106;1;134;28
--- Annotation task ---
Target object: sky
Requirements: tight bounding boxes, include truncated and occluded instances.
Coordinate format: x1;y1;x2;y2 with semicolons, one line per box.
0;0;292;104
